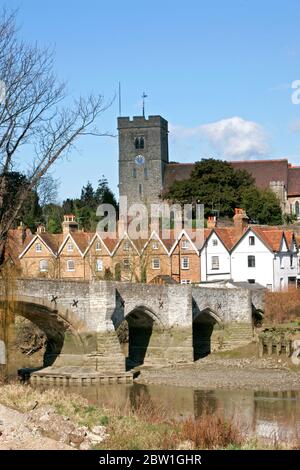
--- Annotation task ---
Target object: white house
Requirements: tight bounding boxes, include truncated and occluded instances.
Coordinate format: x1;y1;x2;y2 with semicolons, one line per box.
230;227;298;291
200;228;237;282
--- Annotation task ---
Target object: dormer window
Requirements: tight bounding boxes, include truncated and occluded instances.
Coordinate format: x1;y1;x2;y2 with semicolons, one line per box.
135;136;144;150
67;242;74;252
35;243;42;252
95;242;101;251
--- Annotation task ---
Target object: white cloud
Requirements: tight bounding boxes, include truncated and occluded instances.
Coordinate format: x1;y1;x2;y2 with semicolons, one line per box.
170;117;270;160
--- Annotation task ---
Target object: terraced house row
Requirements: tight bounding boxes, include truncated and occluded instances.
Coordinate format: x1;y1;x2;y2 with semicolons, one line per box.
5;211;300;291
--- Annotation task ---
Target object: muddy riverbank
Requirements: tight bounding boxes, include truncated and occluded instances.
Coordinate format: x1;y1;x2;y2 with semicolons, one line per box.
137;349;300;391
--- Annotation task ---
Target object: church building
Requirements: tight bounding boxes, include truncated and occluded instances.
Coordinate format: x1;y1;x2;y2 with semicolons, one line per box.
118;114;300;218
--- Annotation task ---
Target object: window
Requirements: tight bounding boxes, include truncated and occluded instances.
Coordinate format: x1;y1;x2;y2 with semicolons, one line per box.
212;239;218;246
67;260;75;272
248;255;256;268
96;259;103;272
124;241;130;251
134;136;144;150
152;258;160;269
39;259;48;272
280;256;284;268
182;240;189;250
248;279;255;284
181;257;190;270
123;258;130;270
67;242;73;252
249;236;255;246
181;279;191;284
144;167;148;180
35;243;42;252
290;255;294;268
95;242;101;251
139;184;142;195
132;168;137;178
295;201;300;217
211;256;219;270
152;242;159;250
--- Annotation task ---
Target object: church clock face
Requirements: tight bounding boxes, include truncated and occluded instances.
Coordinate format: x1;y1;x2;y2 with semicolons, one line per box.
135;154;145;166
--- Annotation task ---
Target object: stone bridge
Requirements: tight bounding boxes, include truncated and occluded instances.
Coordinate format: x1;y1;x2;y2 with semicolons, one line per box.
0;279;264;378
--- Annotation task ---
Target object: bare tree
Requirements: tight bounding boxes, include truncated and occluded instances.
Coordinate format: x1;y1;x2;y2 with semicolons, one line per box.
0;9;112;261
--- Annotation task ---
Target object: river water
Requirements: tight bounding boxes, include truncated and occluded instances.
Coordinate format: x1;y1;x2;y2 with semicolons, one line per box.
48;383;300;443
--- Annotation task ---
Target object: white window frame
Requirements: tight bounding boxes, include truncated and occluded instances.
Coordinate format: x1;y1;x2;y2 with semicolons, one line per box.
95;242;101;252
181;279;191;284
152;258;160;270
212;239;218;247
35;243;42;252
67;259;75;272
152;242;159;250
181;257;190;270
182;240;189;250
67;242;74;252
96;258;103;272
211;256;219;270
39;259;48;272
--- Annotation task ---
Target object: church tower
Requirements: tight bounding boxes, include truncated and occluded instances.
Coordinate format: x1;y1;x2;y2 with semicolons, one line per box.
118;115;169;208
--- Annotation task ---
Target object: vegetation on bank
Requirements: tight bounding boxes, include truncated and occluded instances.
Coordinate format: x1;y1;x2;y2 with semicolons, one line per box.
0;383;298;450
264;289;300;325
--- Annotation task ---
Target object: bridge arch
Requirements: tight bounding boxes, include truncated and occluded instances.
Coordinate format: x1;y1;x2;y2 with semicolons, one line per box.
193;306;223;360
122;304;165;370
0;295;86;369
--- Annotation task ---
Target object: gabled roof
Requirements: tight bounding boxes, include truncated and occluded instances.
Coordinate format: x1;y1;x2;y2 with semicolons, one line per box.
83;232;112;256
169;229;201;255
214;227;245;251
19;232;61;258
140;231;169;255
250;226;284;252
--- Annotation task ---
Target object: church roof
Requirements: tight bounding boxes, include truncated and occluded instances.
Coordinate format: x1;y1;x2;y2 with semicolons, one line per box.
288;166;300;196
164;159;300;197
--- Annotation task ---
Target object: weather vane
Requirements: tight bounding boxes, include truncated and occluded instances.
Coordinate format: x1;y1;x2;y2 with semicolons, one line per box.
142;91;148;117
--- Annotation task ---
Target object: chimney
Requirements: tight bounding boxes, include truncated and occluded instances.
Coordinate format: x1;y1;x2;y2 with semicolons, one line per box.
233;208;248;233
62;214;79;234
207;216;217;229
36;224;46;234
17;221;27;244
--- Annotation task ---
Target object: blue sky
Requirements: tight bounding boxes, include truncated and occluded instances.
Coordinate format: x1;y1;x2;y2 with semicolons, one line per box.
4;0;300;201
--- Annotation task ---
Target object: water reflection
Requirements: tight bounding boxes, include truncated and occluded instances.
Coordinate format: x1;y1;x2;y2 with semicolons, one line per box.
37;383;300;442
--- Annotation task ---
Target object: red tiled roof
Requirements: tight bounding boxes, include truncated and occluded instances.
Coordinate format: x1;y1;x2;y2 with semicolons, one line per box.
251;226;284;252
39;233;63;254
214;227;245;250
164;164;195;191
